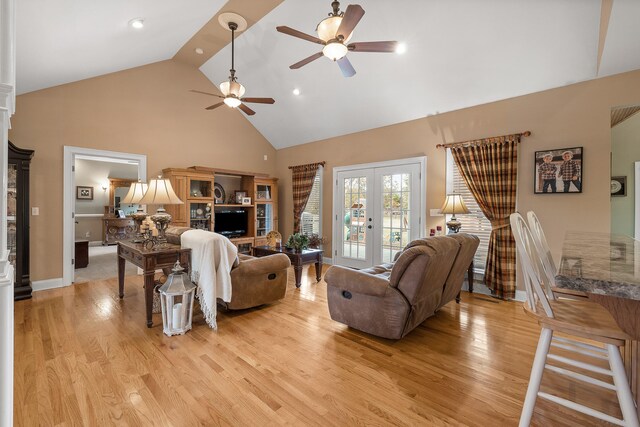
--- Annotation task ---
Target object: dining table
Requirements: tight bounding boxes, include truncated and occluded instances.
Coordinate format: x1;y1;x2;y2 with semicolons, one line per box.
555;231;640;416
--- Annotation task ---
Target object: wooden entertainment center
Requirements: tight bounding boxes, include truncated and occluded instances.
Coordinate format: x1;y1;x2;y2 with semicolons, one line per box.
162;166;278;254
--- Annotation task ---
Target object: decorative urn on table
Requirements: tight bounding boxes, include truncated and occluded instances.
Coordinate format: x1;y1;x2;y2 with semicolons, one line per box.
159;261;196;336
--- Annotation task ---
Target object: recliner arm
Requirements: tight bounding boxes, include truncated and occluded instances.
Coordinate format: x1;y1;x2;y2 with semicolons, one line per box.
231;254;291;276
324;265;389;297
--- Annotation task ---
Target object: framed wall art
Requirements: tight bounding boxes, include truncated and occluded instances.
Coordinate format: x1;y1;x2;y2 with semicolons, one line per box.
76;186;94;200
611;176;626;197
534;147;583;194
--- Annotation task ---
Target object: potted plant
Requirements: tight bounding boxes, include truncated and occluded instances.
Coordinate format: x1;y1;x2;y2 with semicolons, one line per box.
307;233;326;249
286;233;309;252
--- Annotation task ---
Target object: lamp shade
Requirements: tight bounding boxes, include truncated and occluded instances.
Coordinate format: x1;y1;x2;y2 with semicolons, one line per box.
138;177;184;205
440;194;469;215
121;181;148;204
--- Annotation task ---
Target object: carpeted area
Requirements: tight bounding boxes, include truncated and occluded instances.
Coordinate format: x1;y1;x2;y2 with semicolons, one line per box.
74;244;138;283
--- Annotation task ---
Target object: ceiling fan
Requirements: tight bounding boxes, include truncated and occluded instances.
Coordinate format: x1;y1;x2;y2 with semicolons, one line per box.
276;1;398;77
192;13;274;116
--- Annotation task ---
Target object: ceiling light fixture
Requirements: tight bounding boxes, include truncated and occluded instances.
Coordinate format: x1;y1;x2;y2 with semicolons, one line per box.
396;43;407;54
190;13;275;116
277;1;398;77
292;88;300;96
129;18;144;29
194;48;204;55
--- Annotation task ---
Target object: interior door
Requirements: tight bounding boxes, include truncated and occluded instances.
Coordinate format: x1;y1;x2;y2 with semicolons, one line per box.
335;169;374;269
334;161;423;268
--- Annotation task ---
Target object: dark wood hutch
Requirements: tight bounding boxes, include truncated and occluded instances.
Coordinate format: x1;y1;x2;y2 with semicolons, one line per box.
8;141;34;300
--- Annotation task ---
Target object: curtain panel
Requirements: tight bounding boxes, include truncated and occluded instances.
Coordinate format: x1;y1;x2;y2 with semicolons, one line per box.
451;137;519;299
289;162;324;233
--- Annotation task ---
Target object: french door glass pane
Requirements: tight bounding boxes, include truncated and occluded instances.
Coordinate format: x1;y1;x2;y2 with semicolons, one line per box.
381;173;411;263
342;176;367;260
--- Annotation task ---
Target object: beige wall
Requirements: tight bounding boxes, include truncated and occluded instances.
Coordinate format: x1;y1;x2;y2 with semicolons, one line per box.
9;60;277;281
276;70;640;283
611;112;640;236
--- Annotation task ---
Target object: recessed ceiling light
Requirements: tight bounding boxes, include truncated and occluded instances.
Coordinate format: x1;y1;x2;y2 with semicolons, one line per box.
194;48;204;55
129;18;144;29
292;88;300;96
396;43;407;54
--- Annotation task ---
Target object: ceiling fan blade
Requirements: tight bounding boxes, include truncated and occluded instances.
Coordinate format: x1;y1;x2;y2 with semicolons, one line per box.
238;103;256;116
276;26;324;45
241;97;275;104
336;4;365;41
290;52;324;69
205;102;225;110
337;56;356;78
190;89;224;99
348;41;398;53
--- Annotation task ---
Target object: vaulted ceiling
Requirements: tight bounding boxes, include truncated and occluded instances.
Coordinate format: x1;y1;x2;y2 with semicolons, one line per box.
16;0;640;149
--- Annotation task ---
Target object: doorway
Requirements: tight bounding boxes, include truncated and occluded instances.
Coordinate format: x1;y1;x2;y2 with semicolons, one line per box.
333;157;426;268
63;147;147;286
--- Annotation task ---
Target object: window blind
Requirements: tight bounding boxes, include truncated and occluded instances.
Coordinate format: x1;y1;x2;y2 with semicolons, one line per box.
301;167;322;236
447;152;491;272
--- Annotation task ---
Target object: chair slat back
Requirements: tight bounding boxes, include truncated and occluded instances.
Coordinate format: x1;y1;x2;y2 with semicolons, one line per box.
527;211;557;301
510;213;554;317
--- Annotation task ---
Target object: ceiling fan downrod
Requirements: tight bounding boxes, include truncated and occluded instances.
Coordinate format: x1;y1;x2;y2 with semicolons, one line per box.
228;22;238;81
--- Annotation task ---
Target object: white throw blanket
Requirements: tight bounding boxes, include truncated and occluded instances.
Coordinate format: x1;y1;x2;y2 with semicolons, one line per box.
181;230;238;330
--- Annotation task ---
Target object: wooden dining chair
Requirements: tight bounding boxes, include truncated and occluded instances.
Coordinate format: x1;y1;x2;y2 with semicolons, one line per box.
511;213;639;427
526;211;587;300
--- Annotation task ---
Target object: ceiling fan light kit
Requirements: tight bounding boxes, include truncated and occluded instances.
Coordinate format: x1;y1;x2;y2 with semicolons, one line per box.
276;1;398;77
191;13;275;116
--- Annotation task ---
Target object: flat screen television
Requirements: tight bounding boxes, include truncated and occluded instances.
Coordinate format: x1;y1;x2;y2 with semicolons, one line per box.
214;210;248;238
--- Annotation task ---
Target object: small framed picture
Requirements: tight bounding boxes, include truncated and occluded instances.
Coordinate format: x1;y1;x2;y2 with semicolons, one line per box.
242;197;252;206
235;191;247;204
534;147;583;194
76;186;94;200
117;209;126;218
611;176;626;197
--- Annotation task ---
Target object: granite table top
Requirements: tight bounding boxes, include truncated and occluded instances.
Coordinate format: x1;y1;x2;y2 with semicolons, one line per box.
555;231;640;301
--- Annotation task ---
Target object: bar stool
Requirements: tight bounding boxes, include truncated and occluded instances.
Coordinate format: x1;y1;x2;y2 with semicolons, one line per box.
526;211;587;300
511;212;639;427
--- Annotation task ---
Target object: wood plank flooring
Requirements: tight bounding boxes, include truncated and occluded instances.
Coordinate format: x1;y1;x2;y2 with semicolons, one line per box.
14;267;622;426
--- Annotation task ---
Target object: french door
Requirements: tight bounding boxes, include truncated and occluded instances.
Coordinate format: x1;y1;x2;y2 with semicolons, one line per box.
333;158;425;268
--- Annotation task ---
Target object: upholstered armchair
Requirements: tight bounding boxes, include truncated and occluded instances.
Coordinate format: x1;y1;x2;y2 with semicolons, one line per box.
325;234;479;339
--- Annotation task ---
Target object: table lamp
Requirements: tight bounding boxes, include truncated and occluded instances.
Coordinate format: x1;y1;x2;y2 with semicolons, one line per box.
138;176;183;244
121;179;148;242
440;193;469;233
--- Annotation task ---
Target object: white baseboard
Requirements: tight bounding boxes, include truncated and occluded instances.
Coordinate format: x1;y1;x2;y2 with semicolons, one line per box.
32;278;65;292
461;281;526;302
323;256;333;265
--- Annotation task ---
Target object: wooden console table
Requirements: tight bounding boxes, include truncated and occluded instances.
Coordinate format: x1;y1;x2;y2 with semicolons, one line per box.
253;245;323;288
117;240;191;328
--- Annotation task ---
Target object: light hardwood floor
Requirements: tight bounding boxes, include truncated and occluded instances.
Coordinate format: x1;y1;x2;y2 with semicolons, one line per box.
14;267;622;426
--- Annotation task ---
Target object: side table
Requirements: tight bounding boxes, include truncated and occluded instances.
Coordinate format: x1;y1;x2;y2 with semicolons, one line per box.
252;246;323;288
118;241;191;327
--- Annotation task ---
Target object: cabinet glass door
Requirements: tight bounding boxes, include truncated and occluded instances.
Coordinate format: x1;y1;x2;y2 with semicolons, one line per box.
256;203;273;237
255;183;274;201
7;164;17;268
189;202;212;230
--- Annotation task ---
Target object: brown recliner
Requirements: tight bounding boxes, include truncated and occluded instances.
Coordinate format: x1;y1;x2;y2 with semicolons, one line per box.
325;234;479;339
166;227;291;310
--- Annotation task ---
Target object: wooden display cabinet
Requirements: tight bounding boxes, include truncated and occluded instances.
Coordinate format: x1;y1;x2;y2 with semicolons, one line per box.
162;167;278;245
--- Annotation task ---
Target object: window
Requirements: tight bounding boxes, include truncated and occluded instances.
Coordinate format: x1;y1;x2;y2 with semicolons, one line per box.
301;166;322;237
446;150;491;272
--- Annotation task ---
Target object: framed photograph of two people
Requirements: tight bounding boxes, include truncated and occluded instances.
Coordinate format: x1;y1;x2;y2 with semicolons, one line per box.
534;147;583;194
